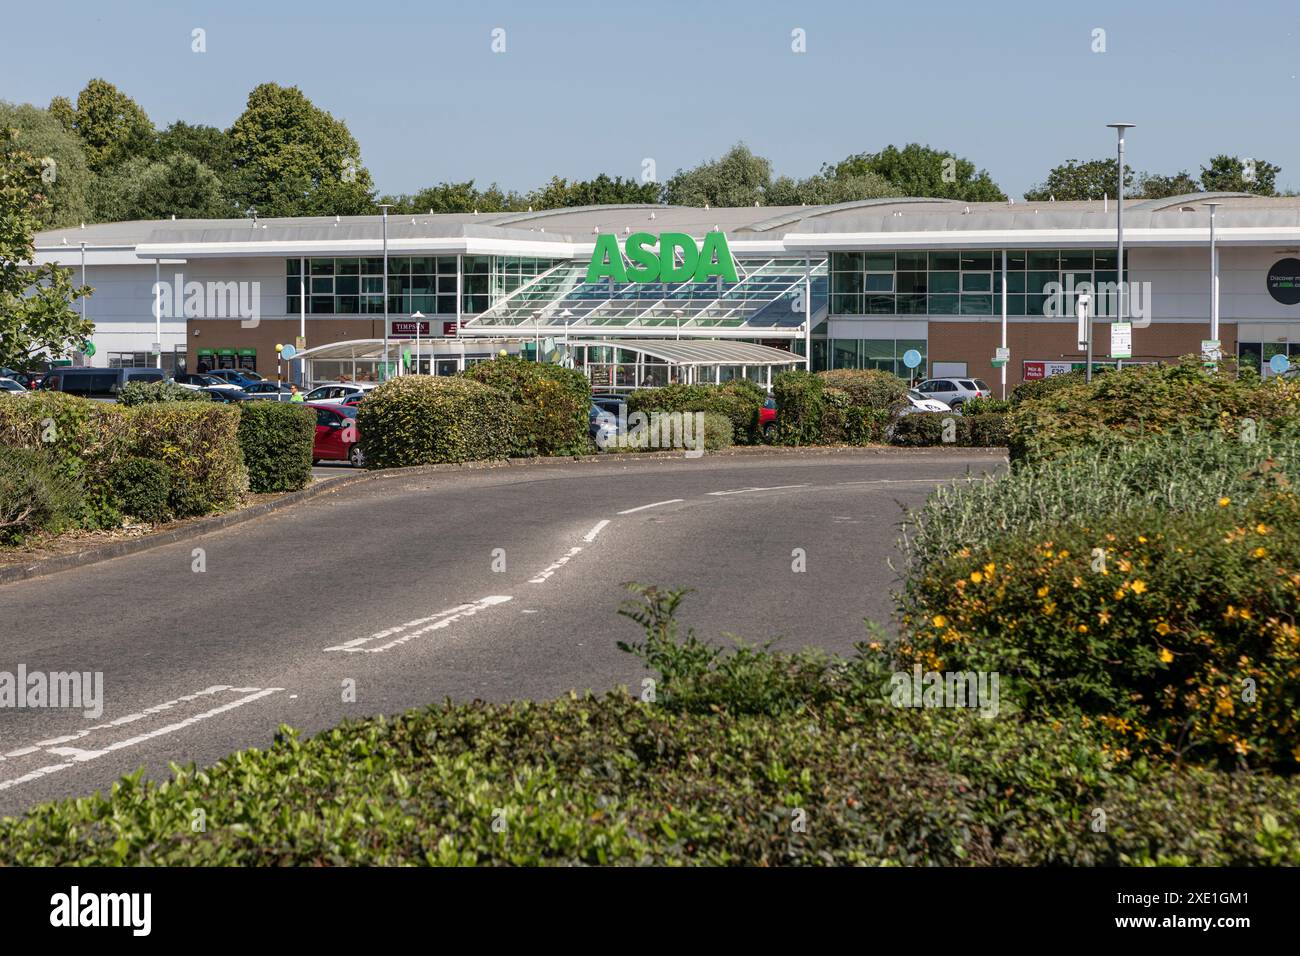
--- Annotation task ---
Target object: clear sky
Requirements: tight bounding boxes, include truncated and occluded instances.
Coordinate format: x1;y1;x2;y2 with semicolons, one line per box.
3;0;1298;198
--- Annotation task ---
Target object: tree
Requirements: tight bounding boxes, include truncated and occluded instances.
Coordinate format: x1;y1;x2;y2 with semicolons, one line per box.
90;153;231;221
0;101;93;229
378;180;528;214
1023;158;1134;201
766;171;896;205
0;128;93;371
1134;170;1200;199
226;83;374;217
56;78;155;173
528;173;659;209
828;144;1006;201
1200;154;1280;196
662;143;772;207
154;121;235;174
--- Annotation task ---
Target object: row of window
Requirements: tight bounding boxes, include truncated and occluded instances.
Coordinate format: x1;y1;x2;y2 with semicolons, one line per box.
285;257;560;316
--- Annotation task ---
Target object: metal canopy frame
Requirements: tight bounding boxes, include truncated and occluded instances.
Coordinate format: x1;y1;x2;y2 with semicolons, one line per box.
460;255;827;339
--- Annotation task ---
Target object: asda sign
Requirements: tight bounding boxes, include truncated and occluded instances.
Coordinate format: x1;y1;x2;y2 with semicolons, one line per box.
585;232;737;284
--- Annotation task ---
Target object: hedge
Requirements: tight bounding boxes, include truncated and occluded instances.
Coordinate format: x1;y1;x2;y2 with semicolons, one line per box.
356;376;518;468
118;380;213;406
1007;357;1300;464
464;357;589;457
106;457;172;523
889;411;1009;447
122;403;247;517
0;586;1295;866
0;446;84;543
773;369;905;445
626;380;765;445
238;402;316;493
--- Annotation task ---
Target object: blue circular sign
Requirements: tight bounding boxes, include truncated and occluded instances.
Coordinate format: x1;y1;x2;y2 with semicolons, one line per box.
1268;352;1290;374
280;344;297;360
902;349;922;369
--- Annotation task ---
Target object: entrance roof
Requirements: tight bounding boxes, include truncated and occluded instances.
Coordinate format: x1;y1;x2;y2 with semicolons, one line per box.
576;339;803;366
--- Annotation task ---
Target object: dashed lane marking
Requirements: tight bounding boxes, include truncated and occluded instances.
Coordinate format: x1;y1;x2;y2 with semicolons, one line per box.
529;547;582;584
706;484;809;496
583;520;610;542
616;499;683;515
323;595;513;653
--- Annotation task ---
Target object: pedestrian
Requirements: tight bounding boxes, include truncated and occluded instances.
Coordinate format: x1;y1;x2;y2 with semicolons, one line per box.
290;384;304;403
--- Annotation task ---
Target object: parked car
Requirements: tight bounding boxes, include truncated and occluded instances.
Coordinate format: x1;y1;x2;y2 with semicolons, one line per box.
40;366;165;399
242;381;297;400
205;369;266;387
173;372;244;392
338;391;368;407
899;388;952;415
307;402;364;467
0;377;28;394
589;404;620;447
760;397;777;438
590;394;626;418
304;382;375;403
0;367;42;389
914;377;992;408
200;386;250;403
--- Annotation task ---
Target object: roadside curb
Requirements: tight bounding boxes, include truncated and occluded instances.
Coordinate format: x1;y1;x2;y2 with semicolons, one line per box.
1;445;1007;585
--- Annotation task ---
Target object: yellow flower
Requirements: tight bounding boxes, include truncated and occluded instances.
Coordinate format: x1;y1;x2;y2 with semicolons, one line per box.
1253;547;1267;558
1155;621;1171;636
970;571;984;584
1077;624;1089;634
932;615;948;628
1158;648;1174;663
1218;496;1231;507
1256;523;1269;535
983;562;996;577
1215;697;1234;716
1036;585;1050;598
1137;536;1147;544
1131;580;1147;594
1114;589;1126;600
1099;610;1111;625
1043;601;1057;615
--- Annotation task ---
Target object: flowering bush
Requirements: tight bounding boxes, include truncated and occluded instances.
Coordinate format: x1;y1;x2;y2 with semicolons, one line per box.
894;491;1300;769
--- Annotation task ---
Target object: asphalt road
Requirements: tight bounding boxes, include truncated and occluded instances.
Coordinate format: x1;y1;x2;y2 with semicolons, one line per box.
0;449;1003;817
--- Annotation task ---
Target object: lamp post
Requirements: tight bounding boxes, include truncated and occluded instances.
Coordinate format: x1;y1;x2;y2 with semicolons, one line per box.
1103;122;1135;384
378;204;392;380
411;310;424;374
1204;201;1222;350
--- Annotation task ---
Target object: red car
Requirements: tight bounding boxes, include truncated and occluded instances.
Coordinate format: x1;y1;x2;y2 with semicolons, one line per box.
307;402;364;467
760;397;777;439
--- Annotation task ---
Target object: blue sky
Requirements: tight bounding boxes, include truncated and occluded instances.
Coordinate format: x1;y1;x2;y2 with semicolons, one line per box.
3;0;1298;198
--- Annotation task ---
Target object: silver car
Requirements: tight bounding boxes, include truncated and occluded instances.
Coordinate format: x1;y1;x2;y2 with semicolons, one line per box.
915;377;992;408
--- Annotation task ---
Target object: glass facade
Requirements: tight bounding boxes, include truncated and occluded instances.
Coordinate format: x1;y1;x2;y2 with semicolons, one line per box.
826;338;927;376
830;249;1129;317
287;256;559;317
1238;339;1300;376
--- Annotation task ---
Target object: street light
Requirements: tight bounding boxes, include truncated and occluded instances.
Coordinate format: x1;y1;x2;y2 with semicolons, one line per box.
411;310;424;375
1103;122;1135;384
1204;201;1222;352
378;204;392;380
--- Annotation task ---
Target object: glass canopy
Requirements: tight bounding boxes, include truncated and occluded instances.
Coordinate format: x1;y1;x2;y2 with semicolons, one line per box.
461;256;828;337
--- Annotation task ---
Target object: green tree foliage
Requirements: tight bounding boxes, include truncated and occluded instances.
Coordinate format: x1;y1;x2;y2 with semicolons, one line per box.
91;153;230;221
0;128;93;371
1200;154;1280;196
153;121;235;174
0;101;92;228
528;173;660;209
766;170;897;205
378;180;527;214
828;144;1006;201
663;143;772;207
1135;170;1201;198
226;83;374;217
1023;158;1135;201
56;78;155;174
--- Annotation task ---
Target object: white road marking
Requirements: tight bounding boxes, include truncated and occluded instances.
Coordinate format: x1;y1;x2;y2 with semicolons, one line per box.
324;595;512;652
528;547;582;583
834;478;951;486
0;685;284;793
617;499;683;514
706;484;809;496
583;519;610;542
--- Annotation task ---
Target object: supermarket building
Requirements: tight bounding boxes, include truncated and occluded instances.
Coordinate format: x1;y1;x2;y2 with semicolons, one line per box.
31;193;1300;391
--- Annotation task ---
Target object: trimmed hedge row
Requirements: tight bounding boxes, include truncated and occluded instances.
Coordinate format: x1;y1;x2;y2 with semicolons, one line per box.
356;376;518;468
464;356;589;457
626;380;766;445
773;369;908;446
237;402;316;493
889;411;1009;447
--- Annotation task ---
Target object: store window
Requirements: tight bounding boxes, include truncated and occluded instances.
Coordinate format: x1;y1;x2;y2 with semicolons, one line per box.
826;337;927;377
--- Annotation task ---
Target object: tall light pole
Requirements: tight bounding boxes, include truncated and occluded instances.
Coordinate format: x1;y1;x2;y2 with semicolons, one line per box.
1205;201;1222;350
411;310;424;374
1103;123;1135;384
378;204;392;380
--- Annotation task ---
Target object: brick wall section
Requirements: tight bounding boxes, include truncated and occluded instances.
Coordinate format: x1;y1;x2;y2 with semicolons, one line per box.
187;318;386;376
927;321;1236;394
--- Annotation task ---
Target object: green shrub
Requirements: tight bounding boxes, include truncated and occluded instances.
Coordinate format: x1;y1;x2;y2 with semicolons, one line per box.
106;457;172;522
123;403;246;517
464;357;589;457
118;380;213;406
627;380;765;445
356;376;518;468
1007;358;1300;464
0;447;84;544
963;395;1011;415
1009;370;1085;405
238;402;315;492
817;368;908;413
772;369;825;444
701;411;734;451
0;390;126;464
1;586;1296;866
893;491;1300;770
888;411;1007;447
